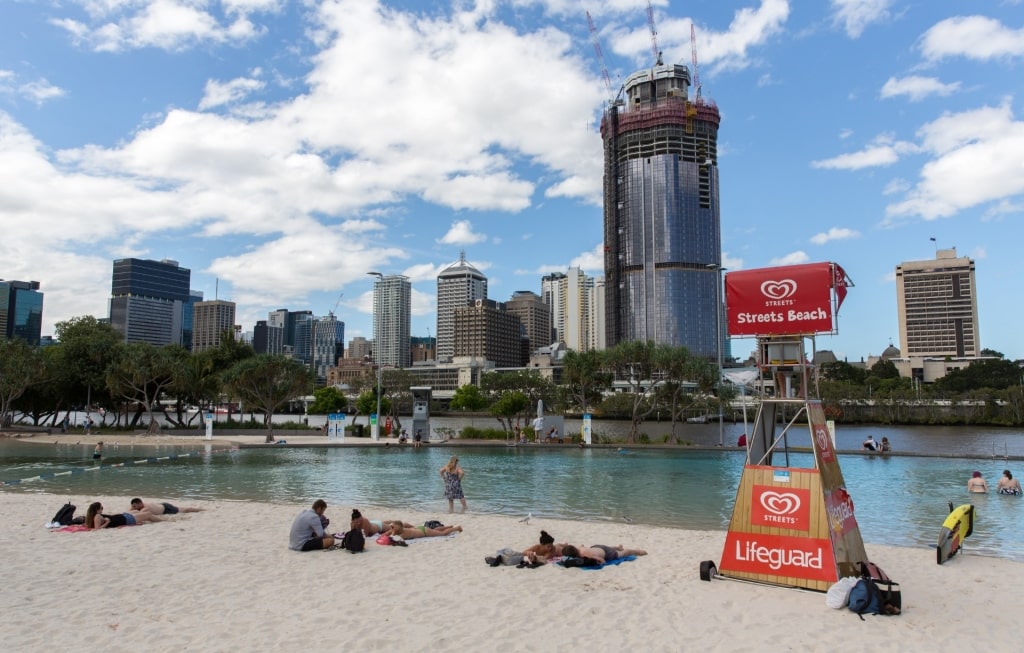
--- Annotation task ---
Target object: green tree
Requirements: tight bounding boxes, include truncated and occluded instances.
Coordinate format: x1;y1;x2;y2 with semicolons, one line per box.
561;349;611;414
603;340;661;443
307;386;349;414
105;343;185;434
354;390;392;427
0;338;46;426
489;390;530;432
11;345;63;426
166;350;222;427
935;358;1023;393
450;384;489;412
819;360;867;384
654;347;716;443
52;316;122;416
221;354;312;443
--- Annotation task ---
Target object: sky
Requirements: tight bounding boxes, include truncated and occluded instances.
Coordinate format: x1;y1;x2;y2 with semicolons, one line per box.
2;0;1023;362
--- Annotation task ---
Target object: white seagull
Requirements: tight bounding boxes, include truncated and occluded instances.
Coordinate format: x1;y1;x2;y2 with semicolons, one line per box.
519;513;532;524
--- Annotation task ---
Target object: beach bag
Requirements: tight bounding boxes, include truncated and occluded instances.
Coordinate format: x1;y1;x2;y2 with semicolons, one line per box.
52;503;77;526
424;520;444;529
826;576;859;609
859;561;901;615
341;529;365;553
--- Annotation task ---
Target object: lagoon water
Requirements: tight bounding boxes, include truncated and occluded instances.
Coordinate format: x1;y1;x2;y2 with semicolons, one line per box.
3;436;1022;562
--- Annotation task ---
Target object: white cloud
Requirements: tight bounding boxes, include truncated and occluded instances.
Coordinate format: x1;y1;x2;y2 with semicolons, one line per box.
0;73;66;105
886;100;1024;220
811;145;899;170
198;74;265;110
920;15;1024;62
568;243;604;274
52;0;269;52
839;128;853;139
830;0;892;38
722;252;744;271
810;227;860;245
880;75;960;101
437;220;487;245
769;251;810;266
606;0;790;73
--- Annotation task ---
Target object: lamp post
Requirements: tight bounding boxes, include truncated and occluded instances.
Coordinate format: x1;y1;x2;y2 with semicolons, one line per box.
367;271;384;441
707;263;727;446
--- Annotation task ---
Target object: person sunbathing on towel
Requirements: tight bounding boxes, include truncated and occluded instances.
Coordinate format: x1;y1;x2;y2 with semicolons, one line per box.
130;498;204;515
350;509;412;535
560;543;647;563
490;530;562;567
84;502;165;529
384;521;462;539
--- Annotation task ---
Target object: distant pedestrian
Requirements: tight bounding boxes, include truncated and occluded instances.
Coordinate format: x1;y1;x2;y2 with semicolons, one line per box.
414;429;423;448
84;417;94;435
61;415;70;434
862;435;878;452
880;437;891;453
440;455;467;513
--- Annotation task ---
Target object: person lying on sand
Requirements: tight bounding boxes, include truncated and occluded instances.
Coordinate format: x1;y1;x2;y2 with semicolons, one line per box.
130;498;204;515
350;509;412;535
561;543;647;563
384;521;462;539
488;530;562;567
84;502;165;529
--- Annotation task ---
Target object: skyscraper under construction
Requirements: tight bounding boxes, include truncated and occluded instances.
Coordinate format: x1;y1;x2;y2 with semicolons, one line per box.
602;60;721;359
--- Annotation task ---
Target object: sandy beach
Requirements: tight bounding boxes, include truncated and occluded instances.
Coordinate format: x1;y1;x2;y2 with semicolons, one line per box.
0;482;1019;653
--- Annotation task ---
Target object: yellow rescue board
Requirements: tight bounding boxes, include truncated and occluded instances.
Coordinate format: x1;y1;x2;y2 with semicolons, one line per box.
936;503;974;565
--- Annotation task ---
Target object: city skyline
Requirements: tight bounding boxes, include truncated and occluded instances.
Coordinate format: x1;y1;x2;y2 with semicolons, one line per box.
2;2;1023;361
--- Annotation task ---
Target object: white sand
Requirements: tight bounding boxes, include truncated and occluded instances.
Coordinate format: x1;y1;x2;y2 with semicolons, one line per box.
0;489;1018;652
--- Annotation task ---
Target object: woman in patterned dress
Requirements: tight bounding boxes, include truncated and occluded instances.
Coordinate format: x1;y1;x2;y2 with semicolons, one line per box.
439;455;468;513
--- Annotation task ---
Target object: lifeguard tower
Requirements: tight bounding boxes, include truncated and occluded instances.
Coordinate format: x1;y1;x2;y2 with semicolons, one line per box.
703;262;865;591
410;387;431;441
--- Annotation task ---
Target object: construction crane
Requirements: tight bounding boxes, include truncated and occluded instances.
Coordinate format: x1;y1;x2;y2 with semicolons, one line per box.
328;292;344;318
646;0;662;65
691;23;702;103
586;10;614;103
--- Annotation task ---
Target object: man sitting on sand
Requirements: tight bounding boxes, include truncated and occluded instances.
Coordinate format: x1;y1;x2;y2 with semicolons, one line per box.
130;498;204;515
288;499;335;552
561;543;647;564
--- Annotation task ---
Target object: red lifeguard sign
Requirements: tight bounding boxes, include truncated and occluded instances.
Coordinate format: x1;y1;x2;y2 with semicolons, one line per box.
704;262;865;591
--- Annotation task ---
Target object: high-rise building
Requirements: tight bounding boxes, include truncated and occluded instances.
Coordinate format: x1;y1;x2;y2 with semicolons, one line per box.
601;60;722;358
0;279;43;345
896;248;980;358
587;277;606;351
506;290;552;355
252;320;284;354
181;290;203;350
108;258;191;346
346;336;372;360
411;336;436;363
453;299;522;368
371;274;411;368
286;310;313;364
541;268;596;352
192;300;236;352
436;252;487;363
312;315;344;385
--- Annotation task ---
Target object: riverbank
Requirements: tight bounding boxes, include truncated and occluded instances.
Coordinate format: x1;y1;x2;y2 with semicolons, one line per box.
1;491;1018;652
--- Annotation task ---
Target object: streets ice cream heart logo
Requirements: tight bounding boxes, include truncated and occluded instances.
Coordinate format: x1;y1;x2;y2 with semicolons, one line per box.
759;491;801;516
760;279;797;300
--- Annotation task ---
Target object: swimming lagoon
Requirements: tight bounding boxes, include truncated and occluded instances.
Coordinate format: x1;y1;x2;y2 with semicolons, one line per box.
2;439;1022;561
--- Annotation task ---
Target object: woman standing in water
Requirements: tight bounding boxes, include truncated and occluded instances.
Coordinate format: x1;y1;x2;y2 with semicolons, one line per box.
440;455;468;513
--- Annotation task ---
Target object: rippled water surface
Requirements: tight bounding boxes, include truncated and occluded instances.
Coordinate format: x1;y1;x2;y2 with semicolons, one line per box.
3;439;1022;561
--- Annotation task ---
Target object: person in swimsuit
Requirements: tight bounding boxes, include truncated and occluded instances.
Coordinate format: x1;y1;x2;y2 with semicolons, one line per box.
84;502;164;529
130;498;204;514
93;441;103;459
349;509;412;535
996;470;1022;495
967;471;988;493
561;543;647;563
440;455;468;513
384;521;462;540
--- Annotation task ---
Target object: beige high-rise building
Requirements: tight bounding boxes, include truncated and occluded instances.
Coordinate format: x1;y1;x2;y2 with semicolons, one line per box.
895;248;979;358
505;290;551;354
192;300;237;352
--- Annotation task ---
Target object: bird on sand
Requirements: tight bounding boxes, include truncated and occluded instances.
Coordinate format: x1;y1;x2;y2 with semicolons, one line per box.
519;513;532;524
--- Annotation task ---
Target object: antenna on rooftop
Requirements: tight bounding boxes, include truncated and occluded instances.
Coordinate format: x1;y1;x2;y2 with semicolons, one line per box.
646;0;662;65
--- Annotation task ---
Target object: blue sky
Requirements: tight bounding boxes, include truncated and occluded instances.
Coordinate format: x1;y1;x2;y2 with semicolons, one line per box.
2;0;1022;362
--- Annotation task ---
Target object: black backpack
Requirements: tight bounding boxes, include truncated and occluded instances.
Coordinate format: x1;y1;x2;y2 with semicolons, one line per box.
52;503;76;526
341;529;365;553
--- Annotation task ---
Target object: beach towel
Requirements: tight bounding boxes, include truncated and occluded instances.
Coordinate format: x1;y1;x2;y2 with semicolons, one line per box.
556;555;637;570
54;525;91;533
406;533;460;545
